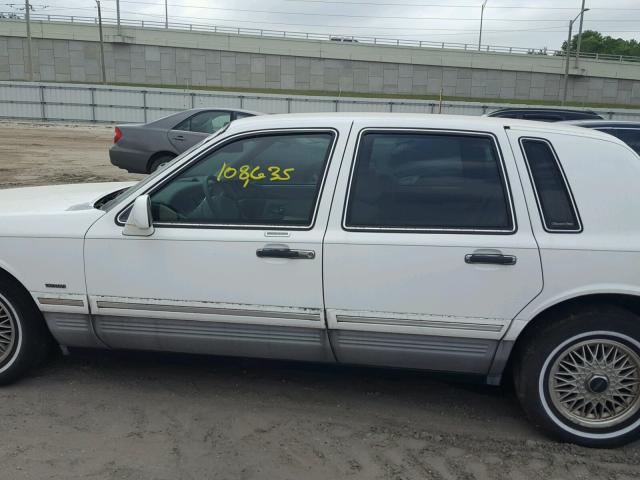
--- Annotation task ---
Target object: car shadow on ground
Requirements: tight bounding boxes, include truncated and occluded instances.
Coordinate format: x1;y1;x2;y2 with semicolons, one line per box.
38;347;524;425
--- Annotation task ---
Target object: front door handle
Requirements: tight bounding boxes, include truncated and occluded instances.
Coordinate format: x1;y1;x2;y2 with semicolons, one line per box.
465;253;517;265
256;248;316;260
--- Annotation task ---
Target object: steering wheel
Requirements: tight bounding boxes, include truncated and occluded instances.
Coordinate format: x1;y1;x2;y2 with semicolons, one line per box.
203;174;241;218
155;203;188;222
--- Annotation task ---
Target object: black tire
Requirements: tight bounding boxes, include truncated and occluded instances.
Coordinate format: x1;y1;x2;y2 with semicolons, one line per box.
0;276;50;385
514;305;640;447
148;154;175;174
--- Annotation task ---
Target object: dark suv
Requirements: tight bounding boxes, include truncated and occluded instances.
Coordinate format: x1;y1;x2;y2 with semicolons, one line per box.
562;120;640;155
486;107;603;122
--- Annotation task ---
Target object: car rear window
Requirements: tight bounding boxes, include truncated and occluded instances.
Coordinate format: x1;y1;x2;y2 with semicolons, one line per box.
344;131;514;232
519;138;581;232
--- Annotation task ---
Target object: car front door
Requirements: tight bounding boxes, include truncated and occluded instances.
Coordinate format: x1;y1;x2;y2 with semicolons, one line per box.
168;110;233;152
323;122;543;375
84;123;350;362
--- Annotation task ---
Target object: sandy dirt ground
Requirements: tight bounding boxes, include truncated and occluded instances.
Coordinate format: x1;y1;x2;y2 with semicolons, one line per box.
0;121;640;479
0;121;142;189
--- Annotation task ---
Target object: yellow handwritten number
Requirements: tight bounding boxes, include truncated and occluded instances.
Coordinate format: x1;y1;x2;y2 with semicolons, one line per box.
282;168;294;181
216;162;227;182
216;164;294;187
268;166;295;181
238;166;251;188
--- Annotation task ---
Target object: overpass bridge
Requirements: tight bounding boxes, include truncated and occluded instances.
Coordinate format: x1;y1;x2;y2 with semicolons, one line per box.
1;15;639;106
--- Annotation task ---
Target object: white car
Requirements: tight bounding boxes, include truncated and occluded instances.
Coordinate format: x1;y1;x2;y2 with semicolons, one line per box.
1;113;640;447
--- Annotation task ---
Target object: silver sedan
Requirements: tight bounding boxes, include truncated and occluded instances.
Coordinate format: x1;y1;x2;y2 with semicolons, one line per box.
109;107;262;173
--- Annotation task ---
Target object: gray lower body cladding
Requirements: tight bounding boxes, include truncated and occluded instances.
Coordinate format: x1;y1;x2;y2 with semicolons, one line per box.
44;313;498;375
45;313;335;362
330;330;497;374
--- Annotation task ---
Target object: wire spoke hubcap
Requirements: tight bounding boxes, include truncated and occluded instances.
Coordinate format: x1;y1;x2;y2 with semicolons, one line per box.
549;339;640;429
0;299;16;365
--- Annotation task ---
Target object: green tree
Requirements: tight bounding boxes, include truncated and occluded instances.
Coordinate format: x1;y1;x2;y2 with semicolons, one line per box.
561;30;640;57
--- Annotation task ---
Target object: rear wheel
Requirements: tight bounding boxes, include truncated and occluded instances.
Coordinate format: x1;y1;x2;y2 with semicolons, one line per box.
0;279;49;385
514;305;640;447
148;154;175;174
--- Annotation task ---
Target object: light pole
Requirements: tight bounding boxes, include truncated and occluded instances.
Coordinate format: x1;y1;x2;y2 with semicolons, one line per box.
575;0;586;68
478;0;488;51
116;0;120;29
96;0;106;84
25;0;33;81
562;7;589;105
165;0;168;29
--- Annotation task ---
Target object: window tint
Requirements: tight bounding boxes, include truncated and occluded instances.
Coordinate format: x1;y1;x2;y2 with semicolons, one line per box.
345;132;513;231
175;111;232;134
520;138;581;232
598;128;640;155
150;132;334;227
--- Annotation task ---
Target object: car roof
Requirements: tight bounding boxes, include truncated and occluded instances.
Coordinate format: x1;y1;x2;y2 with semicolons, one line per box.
229;112;620;141
182;107;264;116
144;107;263;128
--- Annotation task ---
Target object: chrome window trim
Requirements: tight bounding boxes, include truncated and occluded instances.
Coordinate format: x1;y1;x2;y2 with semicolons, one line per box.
341;128;518;235
115;127;339;231
518;136;583;234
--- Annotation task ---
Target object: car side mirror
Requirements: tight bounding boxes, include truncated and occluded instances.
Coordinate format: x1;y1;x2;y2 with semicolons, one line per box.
123;195;154;237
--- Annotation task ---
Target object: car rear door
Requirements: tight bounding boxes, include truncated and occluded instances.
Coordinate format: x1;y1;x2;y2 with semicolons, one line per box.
168;110;233;152
322;120;543;375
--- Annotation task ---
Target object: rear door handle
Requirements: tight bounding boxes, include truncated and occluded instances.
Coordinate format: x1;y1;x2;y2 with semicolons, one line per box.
256;248;316;260
172;135;185;141
465;253;517;265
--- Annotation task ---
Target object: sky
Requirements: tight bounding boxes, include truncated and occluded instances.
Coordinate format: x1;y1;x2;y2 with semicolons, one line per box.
4;0;640;51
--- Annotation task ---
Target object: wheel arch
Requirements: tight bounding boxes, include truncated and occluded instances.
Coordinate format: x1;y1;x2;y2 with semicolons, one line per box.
488;293;640;385
0;265;44;314
0;263;32;299
146;151;177;173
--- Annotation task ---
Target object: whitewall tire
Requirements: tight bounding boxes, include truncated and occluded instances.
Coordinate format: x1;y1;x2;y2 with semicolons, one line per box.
514;305;640;447
0;278;49;385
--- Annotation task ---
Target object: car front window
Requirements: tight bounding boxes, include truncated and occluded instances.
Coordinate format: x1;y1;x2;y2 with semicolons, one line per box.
149;131;335;227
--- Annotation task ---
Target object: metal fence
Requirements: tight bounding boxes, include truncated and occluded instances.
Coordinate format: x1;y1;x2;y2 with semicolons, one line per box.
1;82;640;124
2;12;640;65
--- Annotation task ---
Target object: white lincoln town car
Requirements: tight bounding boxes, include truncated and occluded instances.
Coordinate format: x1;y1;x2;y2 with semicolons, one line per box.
1;113;639;447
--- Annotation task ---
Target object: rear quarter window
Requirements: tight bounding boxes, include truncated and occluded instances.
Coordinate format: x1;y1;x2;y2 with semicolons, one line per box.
519;138;582;233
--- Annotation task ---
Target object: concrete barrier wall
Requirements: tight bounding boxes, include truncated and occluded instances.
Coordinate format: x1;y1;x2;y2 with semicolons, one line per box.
1;20;640;105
